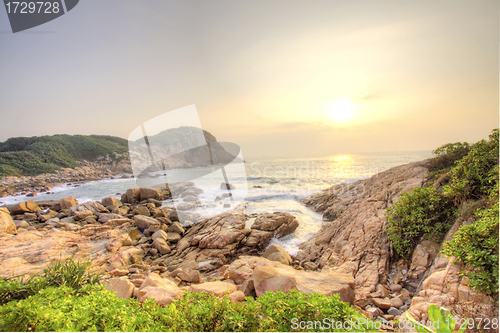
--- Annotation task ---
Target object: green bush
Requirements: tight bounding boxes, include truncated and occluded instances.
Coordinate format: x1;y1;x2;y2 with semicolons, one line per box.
445;129;499;203
0;258;101;305
0;286;373;332
428;142;471;172
386;186;456;260
442;205;499;295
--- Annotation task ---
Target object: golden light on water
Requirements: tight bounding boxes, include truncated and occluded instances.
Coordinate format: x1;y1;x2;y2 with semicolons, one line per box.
329;100;355;122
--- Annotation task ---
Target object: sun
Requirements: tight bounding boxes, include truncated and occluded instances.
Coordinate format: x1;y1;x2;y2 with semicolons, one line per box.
329;100;355;122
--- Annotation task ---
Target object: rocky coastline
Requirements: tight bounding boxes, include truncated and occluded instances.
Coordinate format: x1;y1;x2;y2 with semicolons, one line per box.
0;159;497;332
0;154;132;198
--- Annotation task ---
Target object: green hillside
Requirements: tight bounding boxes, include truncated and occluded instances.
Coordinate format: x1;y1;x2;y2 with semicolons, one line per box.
0;134;128;178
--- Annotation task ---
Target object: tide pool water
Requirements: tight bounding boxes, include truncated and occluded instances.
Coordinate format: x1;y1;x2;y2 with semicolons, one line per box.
0;150;432;254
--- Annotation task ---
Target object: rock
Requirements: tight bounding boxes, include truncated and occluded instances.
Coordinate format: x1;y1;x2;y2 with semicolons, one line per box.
239;280;256;297
167;222;184;235
134;215;161;230
102;197;122;207
263;244;292;265
297;161;428;299
106;234;133;252
251;213;299;236
220;182;236;190
228;290;245;302
372;298;392;310
151;229;168;242
226;256;354;303
109;269;129;277
137;273;182;306
8;201;40;215
177;268;202;284
15;220;30;229
153;238;170;254
389;284;402;293
390;296;403;308
105;218;134;228
182;195;199;202
189;281;237;296
166;232;181;242
0;208;16;234
133;206;151;216
72;210;93;221
387;307;401;317
97;213;122;223
59;196;78;210
365;307;383;318
106;278;135;299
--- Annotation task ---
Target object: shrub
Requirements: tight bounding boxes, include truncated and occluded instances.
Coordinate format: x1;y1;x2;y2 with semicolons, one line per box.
442;205;499;295
428;142;471;172
386;186;456;260
0;258;101;305
445;129;499;203
0;286;373;332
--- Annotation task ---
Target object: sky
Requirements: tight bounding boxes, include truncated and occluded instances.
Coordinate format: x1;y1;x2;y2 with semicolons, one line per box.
0;0;498;158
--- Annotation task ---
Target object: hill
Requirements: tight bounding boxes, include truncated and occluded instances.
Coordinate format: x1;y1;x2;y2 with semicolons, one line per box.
0;134;129;178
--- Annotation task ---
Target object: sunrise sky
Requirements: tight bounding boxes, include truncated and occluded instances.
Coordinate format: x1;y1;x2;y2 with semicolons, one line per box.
0;0;498;158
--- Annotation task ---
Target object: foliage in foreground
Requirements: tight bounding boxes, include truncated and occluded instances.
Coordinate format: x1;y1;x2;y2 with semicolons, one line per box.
405;304;465;333
0;134;128;177
386;186;456;260
0;286;372;332
0;258;101;305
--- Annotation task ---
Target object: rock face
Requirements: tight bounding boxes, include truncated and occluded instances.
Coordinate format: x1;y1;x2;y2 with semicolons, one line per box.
0;208;16;234
225;256;355;303
154;212;299;273
297;161;428;299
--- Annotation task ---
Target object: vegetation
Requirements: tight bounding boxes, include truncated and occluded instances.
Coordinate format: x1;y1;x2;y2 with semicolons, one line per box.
0;259;372;332
0;258;101;305
386;129;499;295
405;304;465;333
0;134;128;177
386;186;456;260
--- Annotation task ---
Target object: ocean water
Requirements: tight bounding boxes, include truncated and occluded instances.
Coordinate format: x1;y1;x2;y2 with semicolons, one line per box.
0;150;432;255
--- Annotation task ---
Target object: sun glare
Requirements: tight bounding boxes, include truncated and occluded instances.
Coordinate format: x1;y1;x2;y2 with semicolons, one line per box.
329;100;355;122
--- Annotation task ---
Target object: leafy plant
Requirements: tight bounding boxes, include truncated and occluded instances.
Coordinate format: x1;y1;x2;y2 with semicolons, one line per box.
428;142;471;173
0;258;101;305
0;286;373;332
386;186;456;260
405;304;465;333
442;205;499;295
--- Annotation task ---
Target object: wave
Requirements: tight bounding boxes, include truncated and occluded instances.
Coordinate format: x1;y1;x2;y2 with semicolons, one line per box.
244;193;303;202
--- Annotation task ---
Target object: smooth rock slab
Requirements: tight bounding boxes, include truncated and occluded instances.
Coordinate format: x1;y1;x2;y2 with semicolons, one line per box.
106;278;134;299
189;281;238;296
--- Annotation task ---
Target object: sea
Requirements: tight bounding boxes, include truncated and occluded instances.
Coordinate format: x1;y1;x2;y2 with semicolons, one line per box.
0;150;432;255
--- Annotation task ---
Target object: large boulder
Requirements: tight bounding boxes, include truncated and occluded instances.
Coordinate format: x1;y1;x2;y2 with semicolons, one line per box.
101;197;122;207
134;215;161;230
106;278;135;299
121;187;171;204
7;201;40;215
59;196;78;210
263;244;292;265
137;273;182;306
69;201;108;216
0;208;16;234
225;256;355;303
189;281;237;296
